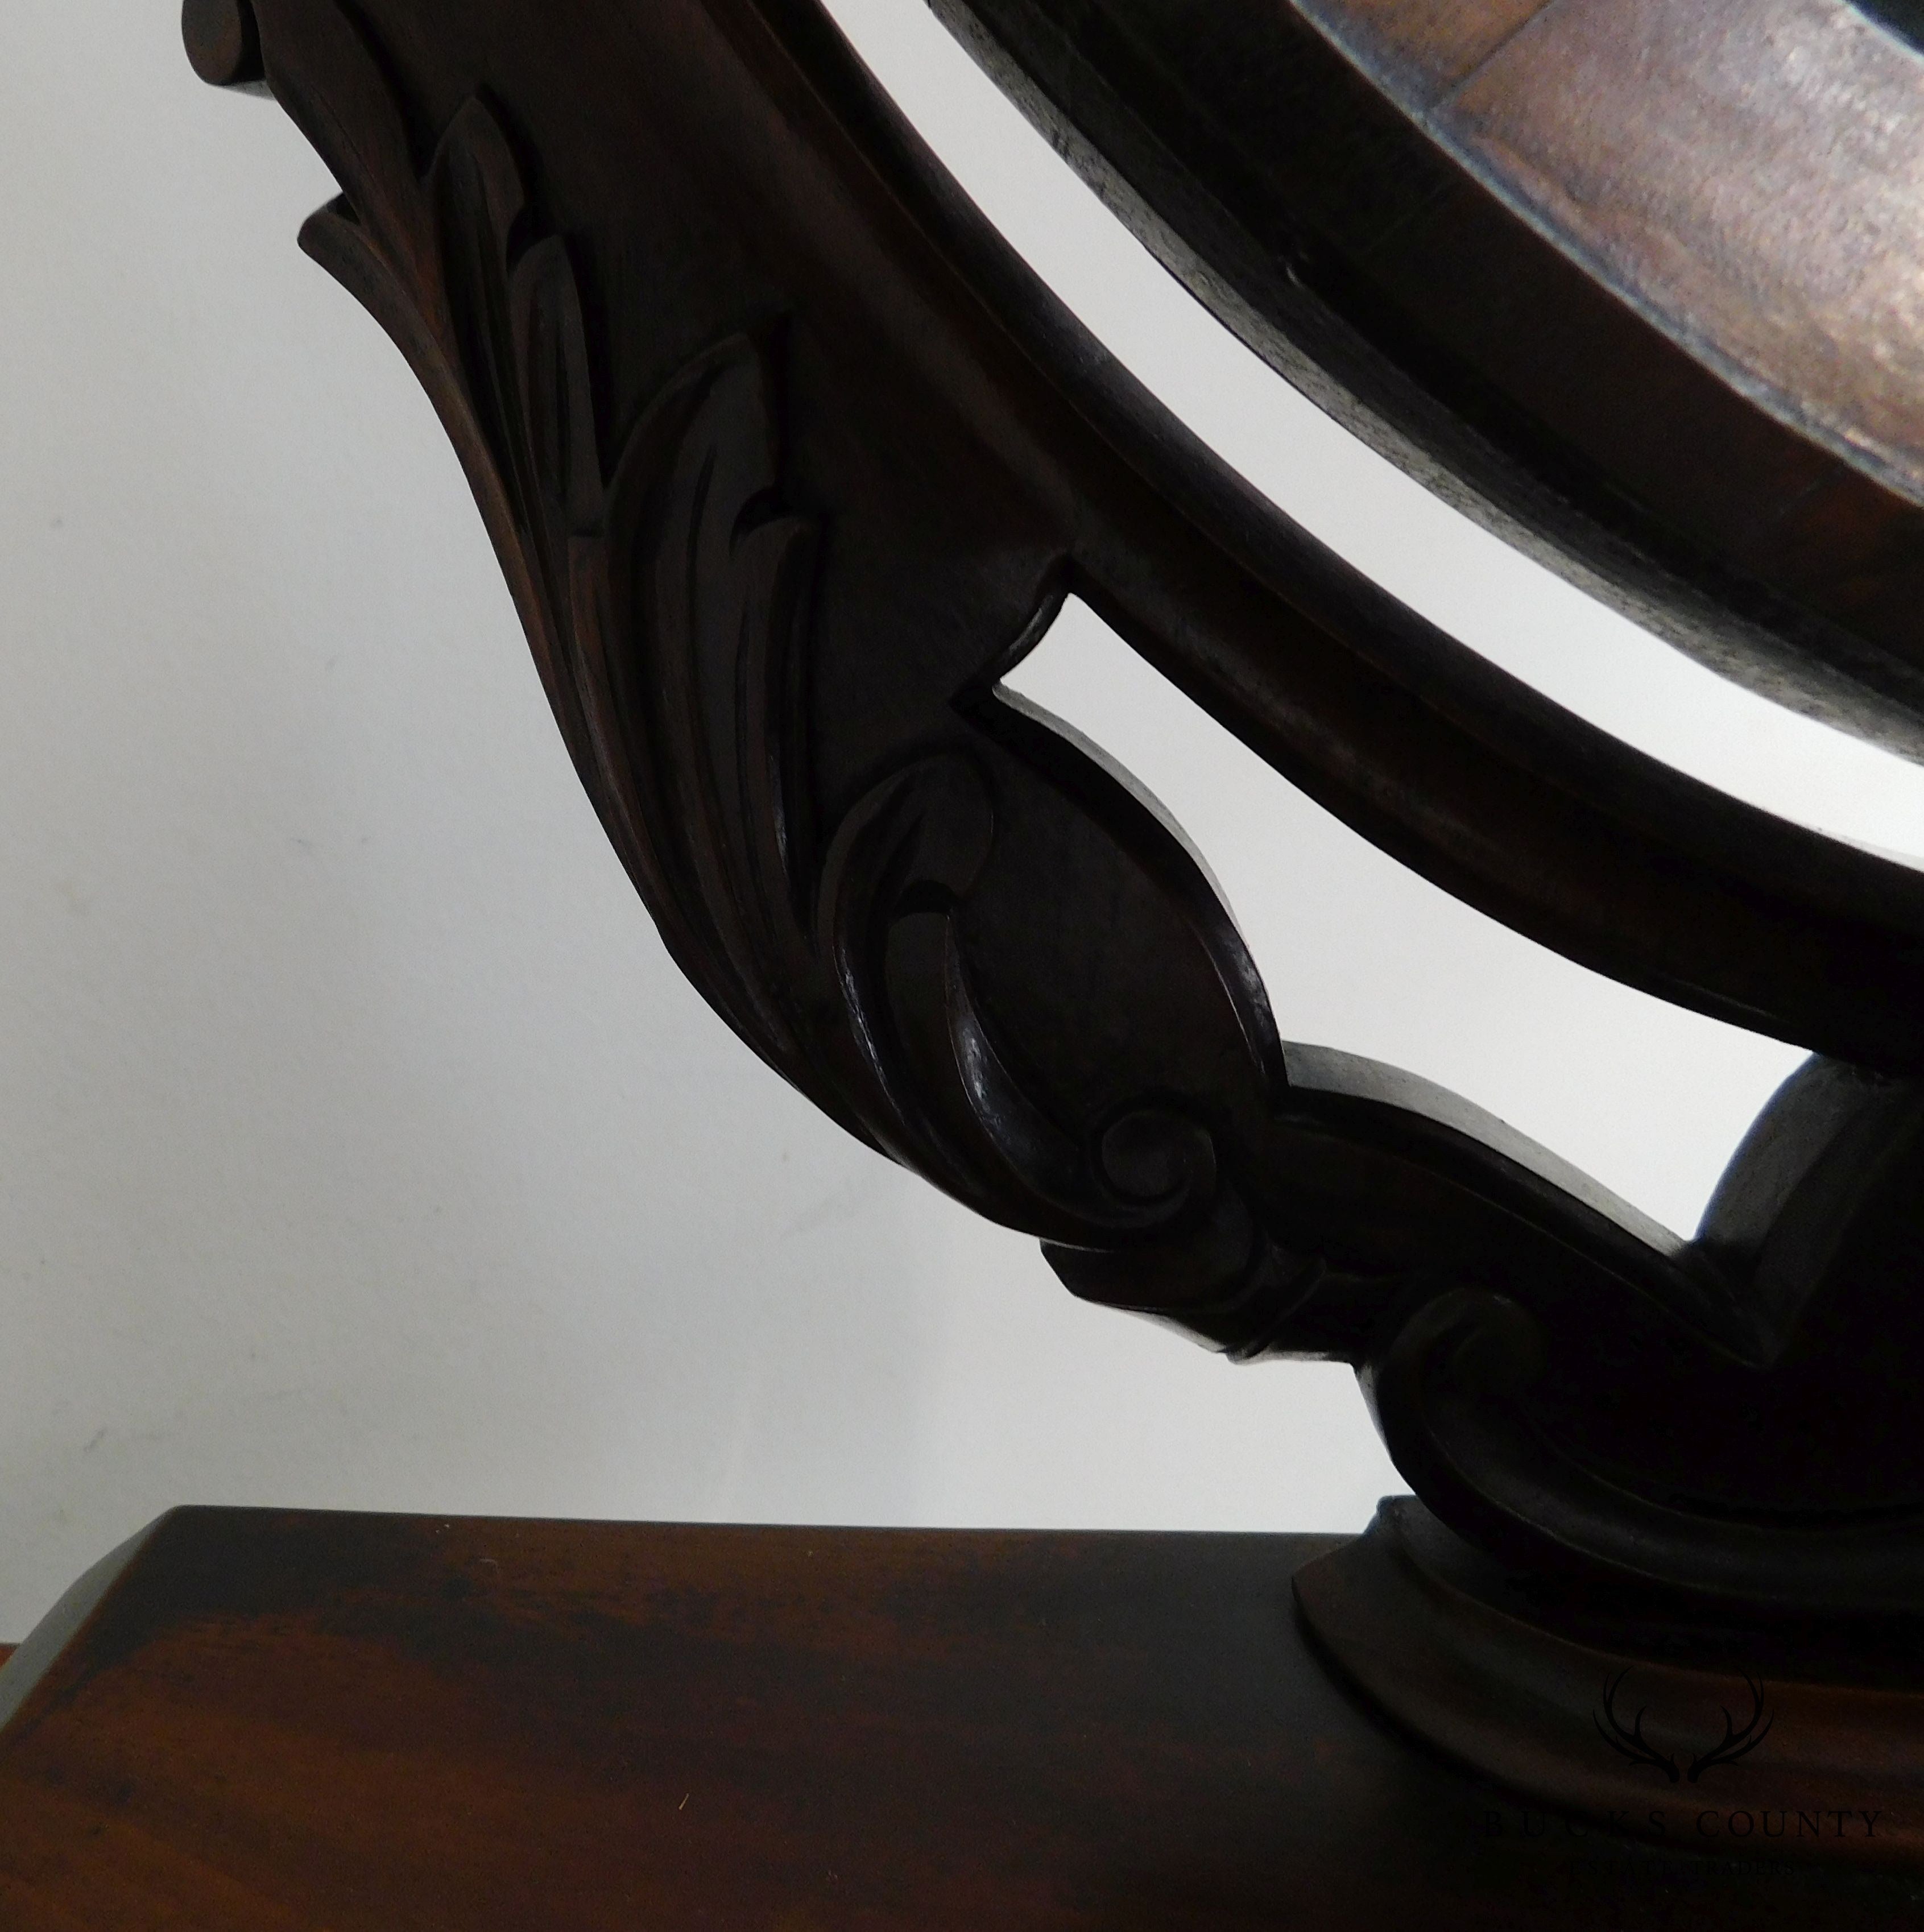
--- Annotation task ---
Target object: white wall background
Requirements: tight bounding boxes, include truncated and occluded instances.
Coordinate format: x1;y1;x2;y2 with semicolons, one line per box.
0;0;1916;1639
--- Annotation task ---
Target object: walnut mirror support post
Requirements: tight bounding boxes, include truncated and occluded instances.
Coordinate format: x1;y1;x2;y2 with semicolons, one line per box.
0;0;1921;1920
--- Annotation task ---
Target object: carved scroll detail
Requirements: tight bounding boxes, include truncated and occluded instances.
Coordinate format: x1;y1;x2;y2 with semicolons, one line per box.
207;0;1924;1617
268;6;1284;1314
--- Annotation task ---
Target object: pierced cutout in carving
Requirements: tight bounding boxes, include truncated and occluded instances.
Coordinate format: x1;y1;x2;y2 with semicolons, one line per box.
1002;595;1805;1238
270;16;1282;1322
206;0;1924;1616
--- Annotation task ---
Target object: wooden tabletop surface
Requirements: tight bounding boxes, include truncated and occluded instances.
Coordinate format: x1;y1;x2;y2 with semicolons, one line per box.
0;1507;1918;1926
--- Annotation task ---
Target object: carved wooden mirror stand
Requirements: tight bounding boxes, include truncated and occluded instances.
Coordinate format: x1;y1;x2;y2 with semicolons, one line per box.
184;0;1924;1867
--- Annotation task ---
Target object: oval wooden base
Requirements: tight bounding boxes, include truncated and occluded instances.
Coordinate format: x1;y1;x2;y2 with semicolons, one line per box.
1294;1496;1924;1867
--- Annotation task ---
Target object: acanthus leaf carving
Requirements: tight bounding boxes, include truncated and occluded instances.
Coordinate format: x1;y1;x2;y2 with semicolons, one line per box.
216;0;1924;1616
257;0;1270;1310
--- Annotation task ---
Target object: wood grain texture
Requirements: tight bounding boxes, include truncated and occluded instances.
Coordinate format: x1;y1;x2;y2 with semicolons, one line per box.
1;1508;1921;1926
1418;0;1924;506
947;0;1924;754
180;0;1924;1644
1302;0;1555;92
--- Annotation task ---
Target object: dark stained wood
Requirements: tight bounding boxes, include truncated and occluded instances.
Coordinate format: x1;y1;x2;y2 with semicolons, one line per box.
937;0;1924;755
1297;1499;1924;1864
1325;0;1924;532
198;0;1924;1067
1305;0;1555;90
181;0;1924;1615
2;1508;1922;1924
181;0;264;87
1318;0;1924;518
180;0;1924;1851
